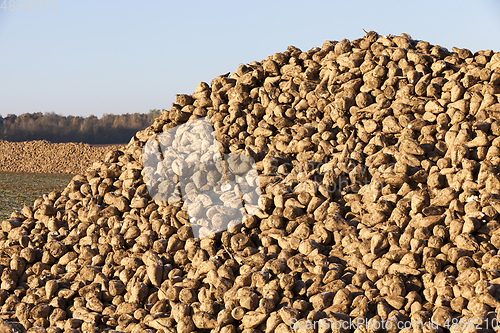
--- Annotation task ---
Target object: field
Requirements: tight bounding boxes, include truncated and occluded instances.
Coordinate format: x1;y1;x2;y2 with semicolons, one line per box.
0;171;73;220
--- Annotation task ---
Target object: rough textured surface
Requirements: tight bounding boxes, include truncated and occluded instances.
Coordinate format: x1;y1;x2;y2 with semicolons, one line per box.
0;140;125;174
1;31;500;332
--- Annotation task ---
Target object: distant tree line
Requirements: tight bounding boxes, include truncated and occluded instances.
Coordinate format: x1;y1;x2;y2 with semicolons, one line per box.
0;110;161;144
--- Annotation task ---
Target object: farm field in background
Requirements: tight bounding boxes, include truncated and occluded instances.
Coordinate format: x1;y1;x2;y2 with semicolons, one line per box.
0;172;74;220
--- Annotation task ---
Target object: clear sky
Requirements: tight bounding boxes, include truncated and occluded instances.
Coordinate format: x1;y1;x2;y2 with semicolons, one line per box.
1;0;500;118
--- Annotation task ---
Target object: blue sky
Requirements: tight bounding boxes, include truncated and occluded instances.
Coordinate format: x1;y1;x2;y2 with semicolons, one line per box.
1;0;500;118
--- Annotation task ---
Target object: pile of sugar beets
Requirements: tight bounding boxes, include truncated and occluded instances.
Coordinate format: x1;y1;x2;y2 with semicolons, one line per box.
2;31;500;333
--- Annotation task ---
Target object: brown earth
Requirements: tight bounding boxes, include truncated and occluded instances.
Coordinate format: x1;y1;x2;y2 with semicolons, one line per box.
0;140;126;174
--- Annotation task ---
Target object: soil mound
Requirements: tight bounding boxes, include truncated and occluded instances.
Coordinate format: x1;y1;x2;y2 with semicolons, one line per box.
0;140;125;174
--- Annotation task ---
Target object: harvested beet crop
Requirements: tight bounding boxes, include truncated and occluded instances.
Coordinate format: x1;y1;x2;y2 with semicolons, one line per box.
2;31;500;333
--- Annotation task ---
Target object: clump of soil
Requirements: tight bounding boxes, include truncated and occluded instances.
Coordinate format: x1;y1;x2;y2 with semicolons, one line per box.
1;31;500;332
0;140;125;174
